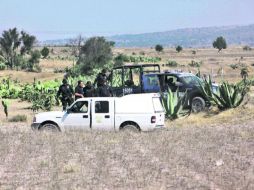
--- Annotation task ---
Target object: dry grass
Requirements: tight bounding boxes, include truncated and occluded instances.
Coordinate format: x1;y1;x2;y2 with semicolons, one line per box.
115;46;254;82
0;70;63;83
0;123;253;189
0;95;254;189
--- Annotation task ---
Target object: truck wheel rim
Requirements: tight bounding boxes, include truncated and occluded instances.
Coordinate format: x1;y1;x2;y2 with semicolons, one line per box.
192;100;203;112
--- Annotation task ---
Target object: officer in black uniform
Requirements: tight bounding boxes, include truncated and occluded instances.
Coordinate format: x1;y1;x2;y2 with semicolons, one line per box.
57;79;74;111
83;81;94;97
94;69;108;87
74;80;84;100
97;79;113;97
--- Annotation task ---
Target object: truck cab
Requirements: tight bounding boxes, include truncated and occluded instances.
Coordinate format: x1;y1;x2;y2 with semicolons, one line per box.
31;93;165;132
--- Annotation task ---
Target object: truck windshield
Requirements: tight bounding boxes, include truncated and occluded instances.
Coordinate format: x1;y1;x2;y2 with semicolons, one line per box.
152;97;164;113
143;75;161;92
180;75;202;86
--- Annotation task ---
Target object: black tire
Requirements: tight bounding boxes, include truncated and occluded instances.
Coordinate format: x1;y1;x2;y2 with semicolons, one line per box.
39;123;59;132
191;97;205;113
121;124;140;133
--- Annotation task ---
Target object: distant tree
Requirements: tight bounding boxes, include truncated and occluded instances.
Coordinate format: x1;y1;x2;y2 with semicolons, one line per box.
192;50;196;55
77;37;113;74
213;36;227;52
155;44;163;52
176;45;183;53
243;45;252;51
28;50;41;71
41;47;50;58
0;28;21;69
20;31;36;55
69;35;84;58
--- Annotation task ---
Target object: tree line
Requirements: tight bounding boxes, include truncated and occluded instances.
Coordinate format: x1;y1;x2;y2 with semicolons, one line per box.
0;27;251;75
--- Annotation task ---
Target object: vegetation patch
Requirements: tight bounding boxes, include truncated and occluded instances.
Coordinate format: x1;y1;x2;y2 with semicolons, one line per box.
8;114;27;122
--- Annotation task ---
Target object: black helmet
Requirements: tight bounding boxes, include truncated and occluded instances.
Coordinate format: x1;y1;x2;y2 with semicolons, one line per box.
102;69;107;74
62;79;68;84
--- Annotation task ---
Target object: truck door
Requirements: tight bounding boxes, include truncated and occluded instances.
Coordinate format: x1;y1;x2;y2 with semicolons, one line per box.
62;100;91;130
91;99;114;130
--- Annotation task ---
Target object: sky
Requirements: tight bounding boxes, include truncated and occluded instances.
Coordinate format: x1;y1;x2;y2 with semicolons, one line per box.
0;0;253;40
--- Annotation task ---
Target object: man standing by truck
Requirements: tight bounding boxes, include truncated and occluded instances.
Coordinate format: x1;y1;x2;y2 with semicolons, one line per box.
57;79;74;111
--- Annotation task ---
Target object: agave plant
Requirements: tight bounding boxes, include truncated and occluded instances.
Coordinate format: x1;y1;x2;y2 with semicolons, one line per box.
161;88;189;120
1;99;10;118
199;77;249;110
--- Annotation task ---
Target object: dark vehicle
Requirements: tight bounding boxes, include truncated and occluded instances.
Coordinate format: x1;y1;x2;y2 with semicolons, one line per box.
109;64;161;96
157;71;217;112
109;65;217;112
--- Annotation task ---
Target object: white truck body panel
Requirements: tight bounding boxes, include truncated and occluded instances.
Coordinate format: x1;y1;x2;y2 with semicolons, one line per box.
32;93;165;132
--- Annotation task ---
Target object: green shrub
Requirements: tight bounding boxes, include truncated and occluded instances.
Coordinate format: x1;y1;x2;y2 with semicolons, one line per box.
243;46;252;51
34;64;42;73
155;44;163;52
230;64;238;69
41;47;50;58
166;60;178;67
0;63;6;70
54;68;65;73
176;45;183;53
8;114;27;122
189;60;202;68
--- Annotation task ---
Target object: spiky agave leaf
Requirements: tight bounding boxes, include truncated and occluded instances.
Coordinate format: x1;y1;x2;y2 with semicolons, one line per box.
1;99;10;118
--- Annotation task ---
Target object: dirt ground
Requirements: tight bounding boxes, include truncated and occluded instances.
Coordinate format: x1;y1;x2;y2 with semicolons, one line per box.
0;47;254;189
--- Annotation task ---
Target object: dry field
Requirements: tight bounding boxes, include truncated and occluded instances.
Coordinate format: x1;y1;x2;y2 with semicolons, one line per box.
0;118;253;189
1;46;254;83
0;47;254;189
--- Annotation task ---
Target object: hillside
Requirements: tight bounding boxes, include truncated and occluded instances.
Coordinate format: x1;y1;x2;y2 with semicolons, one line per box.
108;24;254;47
40;24;254;48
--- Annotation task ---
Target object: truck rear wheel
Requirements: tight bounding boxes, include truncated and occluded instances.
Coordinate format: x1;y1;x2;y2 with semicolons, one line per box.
191;97;205;113
39;123;59;132
121;124;140;133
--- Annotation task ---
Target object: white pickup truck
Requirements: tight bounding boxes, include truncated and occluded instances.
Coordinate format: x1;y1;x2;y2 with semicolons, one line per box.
31;93;165;132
